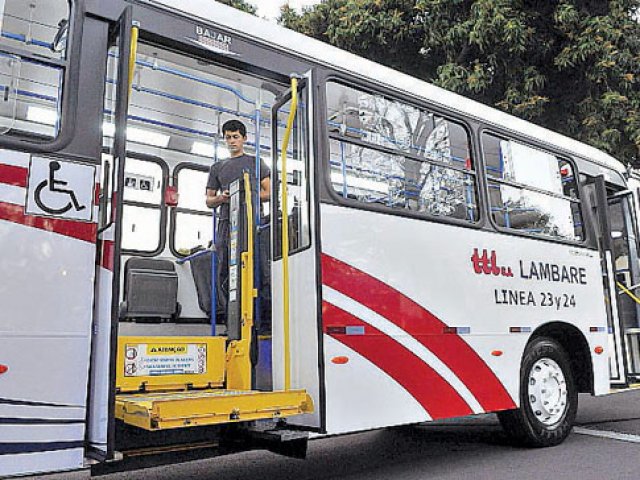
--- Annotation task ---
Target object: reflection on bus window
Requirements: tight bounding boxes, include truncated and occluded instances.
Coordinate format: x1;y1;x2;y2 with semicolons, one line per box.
0;1;69;139
273;91;311;258
483;133;583;241
0;1;69;59
326;81;478;223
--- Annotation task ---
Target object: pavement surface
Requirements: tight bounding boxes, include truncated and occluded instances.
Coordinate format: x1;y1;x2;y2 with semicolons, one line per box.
25;389;640;480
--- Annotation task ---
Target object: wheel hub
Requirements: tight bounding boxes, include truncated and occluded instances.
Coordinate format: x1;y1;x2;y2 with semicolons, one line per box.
527;358;567;426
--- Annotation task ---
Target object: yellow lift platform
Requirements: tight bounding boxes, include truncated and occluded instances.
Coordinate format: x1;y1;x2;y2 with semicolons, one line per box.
114;335;312;431
114;161;313;431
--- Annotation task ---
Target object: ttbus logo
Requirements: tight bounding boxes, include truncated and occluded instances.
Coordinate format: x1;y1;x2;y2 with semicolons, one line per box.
471;248;514;277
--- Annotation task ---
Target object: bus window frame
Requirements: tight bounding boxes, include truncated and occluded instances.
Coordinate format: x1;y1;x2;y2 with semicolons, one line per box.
169;162;212;258
119;151;168;257
271;78;313;260
479;128;589;247
0;0;83;152
318;73;483;230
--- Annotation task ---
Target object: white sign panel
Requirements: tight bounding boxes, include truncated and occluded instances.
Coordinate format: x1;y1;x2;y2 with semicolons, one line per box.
124;342;207;377
26;156;95;221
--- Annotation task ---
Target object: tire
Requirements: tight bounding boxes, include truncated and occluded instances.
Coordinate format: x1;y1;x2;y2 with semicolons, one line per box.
498;336;577;447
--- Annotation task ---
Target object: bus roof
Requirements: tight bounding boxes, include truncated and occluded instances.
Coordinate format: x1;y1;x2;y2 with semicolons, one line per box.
147;0;627;179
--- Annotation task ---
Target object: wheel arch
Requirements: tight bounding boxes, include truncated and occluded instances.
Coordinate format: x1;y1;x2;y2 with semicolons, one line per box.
529;322;594;394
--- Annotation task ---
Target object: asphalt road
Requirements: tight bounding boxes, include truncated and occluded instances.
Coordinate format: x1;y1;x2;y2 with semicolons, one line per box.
28;389;640;480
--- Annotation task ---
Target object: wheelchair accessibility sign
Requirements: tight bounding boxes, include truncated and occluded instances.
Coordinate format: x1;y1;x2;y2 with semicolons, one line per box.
26;156;95;221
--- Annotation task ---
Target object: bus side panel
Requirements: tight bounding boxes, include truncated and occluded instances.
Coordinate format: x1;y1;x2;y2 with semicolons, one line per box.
86;250;114;453
0;150;97;476
319;204;608;434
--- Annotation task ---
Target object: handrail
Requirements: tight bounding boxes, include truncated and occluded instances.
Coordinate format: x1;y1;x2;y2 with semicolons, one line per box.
281;77;298;391
128;23;139;99
617;281;640;305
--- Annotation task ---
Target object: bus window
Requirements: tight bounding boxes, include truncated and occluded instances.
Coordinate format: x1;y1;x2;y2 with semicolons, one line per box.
273;87;311;258
0;0;69;138
173;166;213;255
326;81;478;222
483;133;583;241
121;157;165;253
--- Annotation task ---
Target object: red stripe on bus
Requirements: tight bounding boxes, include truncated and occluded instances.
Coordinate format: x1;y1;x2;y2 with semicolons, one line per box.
0;164;28;188
0;201;97;243
323;301;473;420
100;239;115;271
322;254;515;412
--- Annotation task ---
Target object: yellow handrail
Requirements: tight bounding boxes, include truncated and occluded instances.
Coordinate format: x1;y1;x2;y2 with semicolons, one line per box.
281;77;298;391
617;281;640;305
128;23;139;99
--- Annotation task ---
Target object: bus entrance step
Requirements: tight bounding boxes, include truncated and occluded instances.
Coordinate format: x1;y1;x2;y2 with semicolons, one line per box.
115;389;313;431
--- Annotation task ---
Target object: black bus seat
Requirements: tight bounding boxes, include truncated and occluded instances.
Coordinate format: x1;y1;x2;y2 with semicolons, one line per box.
119;257;181;323
188;247;215;319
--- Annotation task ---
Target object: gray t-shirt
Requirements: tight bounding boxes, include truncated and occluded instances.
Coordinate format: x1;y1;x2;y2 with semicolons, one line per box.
206;154;270;220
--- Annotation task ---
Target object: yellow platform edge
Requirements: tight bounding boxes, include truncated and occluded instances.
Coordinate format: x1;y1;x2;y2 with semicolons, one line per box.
115;389;314;431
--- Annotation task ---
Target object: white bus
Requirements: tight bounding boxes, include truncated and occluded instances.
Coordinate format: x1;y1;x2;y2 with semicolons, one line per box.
0;0;638;476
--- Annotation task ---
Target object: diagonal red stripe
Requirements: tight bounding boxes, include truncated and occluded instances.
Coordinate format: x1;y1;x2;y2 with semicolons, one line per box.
322;254;515;412
324;301;473;420
0;201;97;243
0;164;28;188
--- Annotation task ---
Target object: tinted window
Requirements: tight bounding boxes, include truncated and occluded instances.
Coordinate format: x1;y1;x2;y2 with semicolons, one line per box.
326;82;478;223
483;133;583;241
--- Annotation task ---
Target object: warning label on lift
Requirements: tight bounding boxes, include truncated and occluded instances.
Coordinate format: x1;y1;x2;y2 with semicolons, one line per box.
123;343;207;377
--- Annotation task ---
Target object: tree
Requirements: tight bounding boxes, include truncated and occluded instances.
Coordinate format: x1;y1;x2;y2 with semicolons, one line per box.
281;1;640;163
217;0;257;15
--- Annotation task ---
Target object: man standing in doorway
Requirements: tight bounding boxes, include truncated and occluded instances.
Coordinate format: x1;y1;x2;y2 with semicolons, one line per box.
206;119;271;323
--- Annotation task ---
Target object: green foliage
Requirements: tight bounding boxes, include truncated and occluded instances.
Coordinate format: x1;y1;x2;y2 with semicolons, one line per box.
216;0;257;15
281;0;640;163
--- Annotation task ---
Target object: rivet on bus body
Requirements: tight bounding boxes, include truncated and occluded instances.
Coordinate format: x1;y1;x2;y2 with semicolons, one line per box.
331;356;349;365
594;346;604;355
0;365;8;375
491;350;503;357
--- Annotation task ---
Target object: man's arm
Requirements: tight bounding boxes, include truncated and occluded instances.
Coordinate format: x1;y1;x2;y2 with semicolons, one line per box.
206;188;230;209
259;177;271;202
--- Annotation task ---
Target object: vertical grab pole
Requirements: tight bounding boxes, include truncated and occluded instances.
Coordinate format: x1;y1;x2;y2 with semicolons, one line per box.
281;77;298;391
128;22;139;99
254;93;262;335
210;114;221;334
210;210;217;335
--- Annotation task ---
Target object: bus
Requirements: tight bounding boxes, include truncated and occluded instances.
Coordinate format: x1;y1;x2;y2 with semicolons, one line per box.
0;0;638;476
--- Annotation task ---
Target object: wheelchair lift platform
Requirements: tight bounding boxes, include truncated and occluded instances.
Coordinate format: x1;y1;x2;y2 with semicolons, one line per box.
115;335;312;431
114;335;312;431
115;389;312;431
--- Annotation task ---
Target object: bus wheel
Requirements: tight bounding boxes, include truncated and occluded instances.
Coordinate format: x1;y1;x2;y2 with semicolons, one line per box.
497;337;577;447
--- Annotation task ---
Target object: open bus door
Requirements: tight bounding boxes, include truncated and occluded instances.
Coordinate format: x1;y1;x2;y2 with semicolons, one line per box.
606;188;640;384
592;175;640;386
86;6;137;460
271;71;324;430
